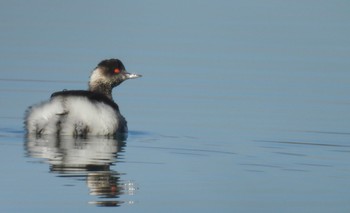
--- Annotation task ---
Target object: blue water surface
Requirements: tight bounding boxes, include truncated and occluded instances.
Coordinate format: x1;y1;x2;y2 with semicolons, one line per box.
0;1;350;212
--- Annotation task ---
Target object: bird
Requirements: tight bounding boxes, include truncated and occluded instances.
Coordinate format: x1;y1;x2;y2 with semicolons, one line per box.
25;58;142;137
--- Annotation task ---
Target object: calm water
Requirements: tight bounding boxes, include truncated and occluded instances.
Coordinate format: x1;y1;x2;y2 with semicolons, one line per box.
1;1;350;212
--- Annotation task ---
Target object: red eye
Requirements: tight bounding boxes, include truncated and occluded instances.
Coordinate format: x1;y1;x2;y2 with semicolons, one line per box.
114;68;120;74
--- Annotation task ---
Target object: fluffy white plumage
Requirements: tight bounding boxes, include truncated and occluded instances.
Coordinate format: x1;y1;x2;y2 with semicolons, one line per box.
26;96;121;136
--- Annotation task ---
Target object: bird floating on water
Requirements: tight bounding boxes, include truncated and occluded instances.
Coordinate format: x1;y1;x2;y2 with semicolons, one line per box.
25;58;142;137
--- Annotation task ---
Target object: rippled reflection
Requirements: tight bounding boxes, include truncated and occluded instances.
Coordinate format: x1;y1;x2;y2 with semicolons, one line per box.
24;134;137;207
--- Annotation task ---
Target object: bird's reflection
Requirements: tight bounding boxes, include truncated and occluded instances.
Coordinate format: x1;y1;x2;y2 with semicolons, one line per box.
24;134;137;207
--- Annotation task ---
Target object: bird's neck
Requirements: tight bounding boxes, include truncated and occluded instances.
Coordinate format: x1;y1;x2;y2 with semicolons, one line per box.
89;68;114;100
89;83;113;100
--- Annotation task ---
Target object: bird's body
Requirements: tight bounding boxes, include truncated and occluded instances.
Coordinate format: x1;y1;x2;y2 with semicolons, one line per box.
25;59;141;137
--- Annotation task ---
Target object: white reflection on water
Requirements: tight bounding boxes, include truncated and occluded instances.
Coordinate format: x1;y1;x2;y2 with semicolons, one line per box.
24;134;137;207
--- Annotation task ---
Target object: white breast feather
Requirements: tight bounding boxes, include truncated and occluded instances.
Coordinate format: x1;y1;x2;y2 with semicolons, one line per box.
59;97;118;135
26;96;119;135
26;98;64;134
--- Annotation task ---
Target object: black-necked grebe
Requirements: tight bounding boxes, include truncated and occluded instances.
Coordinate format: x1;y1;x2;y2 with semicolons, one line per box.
25;58;142;137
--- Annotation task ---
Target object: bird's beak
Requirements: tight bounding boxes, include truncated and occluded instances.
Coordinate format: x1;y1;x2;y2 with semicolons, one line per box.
124;72;142;79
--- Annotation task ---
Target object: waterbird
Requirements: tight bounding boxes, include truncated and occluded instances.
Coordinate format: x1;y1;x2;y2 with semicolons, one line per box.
25;58;142;137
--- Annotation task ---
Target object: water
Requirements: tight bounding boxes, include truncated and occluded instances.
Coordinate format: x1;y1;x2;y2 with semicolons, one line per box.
1;1;350;212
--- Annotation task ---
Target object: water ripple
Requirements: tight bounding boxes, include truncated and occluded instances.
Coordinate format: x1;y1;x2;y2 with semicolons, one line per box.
256;140;350;148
